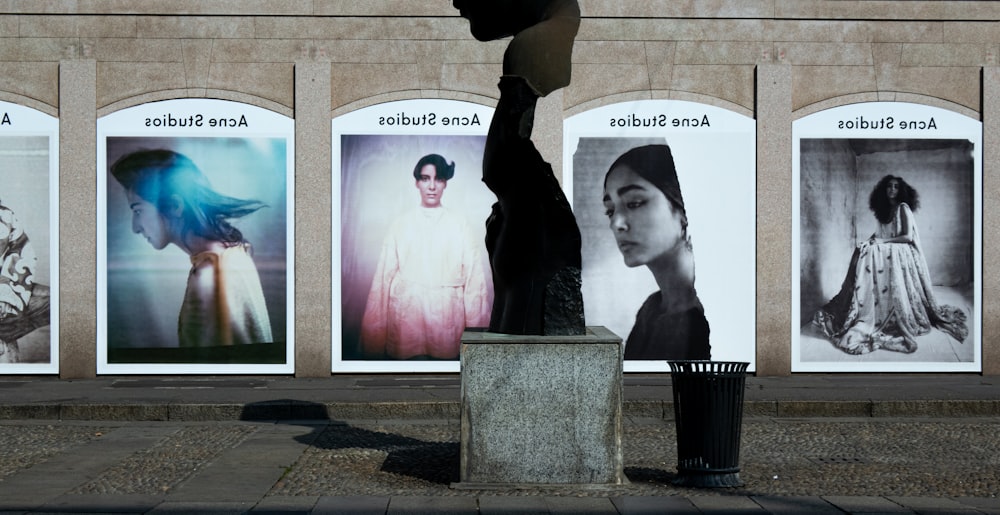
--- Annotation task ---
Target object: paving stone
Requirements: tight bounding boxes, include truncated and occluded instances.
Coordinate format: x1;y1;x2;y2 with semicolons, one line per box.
251;495;319;513
387;495;479;514
612;495;700;514
146;500;256;514
688;495;767;513
750;495;842;514
314;495;390;514
822;495;911;512
36;493;161;513
543;496;619;514
478;495;549;515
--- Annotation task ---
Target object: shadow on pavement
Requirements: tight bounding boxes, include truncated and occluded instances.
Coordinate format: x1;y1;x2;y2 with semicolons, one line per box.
239;399;460;485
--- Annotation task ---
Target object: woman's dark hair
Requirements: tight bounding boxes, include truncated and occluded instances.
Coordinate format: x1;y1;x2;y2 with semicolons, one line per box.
412;154;455;181
869;174;919;224
604;144;688;236
110;149;266;244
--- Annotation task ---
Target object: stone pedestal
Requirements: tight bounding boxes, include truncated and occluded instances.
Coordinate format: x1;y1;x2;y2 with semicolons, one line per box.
457;326;626;487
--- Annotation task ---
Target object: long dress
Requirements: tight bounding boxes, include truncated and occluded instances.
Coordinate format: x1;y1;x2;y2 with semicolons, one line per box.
179;243;273;347
813;202;967;354
0;205;50;363
361;206;492;359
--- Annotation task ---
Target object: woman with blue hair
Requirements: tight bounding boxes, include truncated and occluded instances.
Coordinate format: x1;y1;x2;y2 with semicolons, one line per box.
111;149;273;347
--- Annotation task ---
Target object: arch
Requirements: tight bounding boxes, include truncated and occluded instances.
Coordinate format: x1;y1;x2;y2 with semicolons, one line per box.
97;89;293;119
794;92;979;121
331;90;495;119
565;90;752;119
0;91;57;118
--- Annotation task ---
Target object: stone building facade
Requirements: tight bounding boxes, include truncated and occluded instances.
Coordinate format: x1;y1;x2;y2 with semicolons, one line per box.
0;1;997;377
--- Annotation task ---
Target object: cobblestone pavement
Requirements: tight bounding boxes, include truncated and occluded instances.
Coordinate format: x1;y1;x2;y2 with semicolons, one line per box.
2;416;999;508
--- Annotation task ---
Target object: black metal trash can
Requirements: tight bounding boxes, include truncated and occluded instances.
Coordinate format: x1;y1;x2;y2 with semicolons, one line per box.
668;360;749;488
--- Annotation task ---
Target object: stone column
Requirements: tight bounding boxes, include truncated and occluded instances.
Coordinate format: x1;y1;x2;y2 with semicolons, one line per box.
293;60;333;377
59;59;97;379
982;67;999;376
755;64;792;376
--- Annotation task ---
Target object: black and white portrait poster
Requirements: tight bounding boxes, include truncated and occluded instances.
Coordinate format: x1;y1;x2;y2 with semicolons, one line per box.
334;99;495;373
97;99;294;374
564;100;756;373
792;102;981;372
0;101;58;374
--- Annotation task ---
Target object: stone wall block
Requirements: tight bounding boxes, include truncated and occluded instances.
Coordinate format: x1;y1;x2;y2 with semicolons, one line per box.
778;42;873;66
0;62;59;107
672;64;755;111
676;41;775;65
901;43;997;67
182;39;213;89
776;1;1000;21
792;65;877;112
573;41;647;64
74;1;312;16
645;41;676;91
876;65;981;112
411;41;450;90
314;0;454;16
579;0;774;18
0;15;18;36
440;63;500;101
209;39;303;63
3;38;78;61
564;64;649;108
97;62;186;108
254;17;465;41
872;43;903;66
207;62;294;108
92;38;184;62
137;15;254;39
19;15;136;37
943;21;1000;44
580;19;765;43
764;20;939;44
331;63;422;110
313;40;417;64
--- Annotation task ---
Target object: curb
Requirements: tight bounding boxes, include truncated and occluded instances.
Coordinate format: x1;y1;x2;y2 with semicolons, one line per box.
2;399;998;421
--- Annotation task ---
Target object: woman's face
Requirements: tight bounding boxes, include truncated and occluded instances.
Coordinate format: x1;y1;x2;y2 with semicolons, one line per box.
603;164;685;268
127;189;173;250
886;179;900;200
416;163;447;208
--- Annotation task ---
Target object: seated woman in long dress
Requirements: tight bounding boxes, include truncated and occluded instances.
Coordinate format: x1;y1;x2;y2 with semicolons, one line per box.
813;175;967;355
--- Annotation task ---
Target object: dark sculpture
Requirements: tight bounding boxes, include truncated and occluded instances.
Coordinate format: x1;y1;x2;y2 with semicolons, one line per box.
454;0;585;335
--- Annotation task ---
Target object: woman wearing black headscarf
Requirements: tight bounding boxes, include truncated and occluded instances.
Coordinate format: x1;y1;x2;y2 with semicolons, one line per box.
602;144;710;360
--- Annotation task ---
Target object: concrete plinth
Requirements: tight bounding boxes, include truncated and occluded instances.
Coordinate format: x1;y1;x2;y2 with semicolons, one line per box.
457;326;626;487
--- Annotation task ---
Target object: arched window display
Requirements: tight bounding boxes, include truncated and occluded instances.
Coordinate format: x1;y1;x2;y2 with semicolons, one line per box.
792;102;981;372
0;101;58;374
564;100;757;373
333;99;495;373
97;99;294;374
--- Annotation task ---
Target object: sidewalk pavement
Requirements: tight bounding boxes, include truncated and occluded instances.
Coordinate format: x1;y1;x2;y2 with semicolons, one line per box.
0;373;998;514
1;373;999;421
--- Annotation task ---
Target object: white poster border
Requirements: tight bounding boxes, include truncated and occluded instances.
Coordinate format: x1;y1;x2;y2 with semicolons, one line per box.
791;102;982;372
0;101;59;374
332;99;495;373
97;98;295;375
563;100;757;373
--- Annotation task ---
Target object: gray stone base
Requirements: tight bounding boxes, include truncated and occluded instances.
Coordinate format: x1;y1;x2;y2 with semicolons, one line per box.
458;327;627;486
